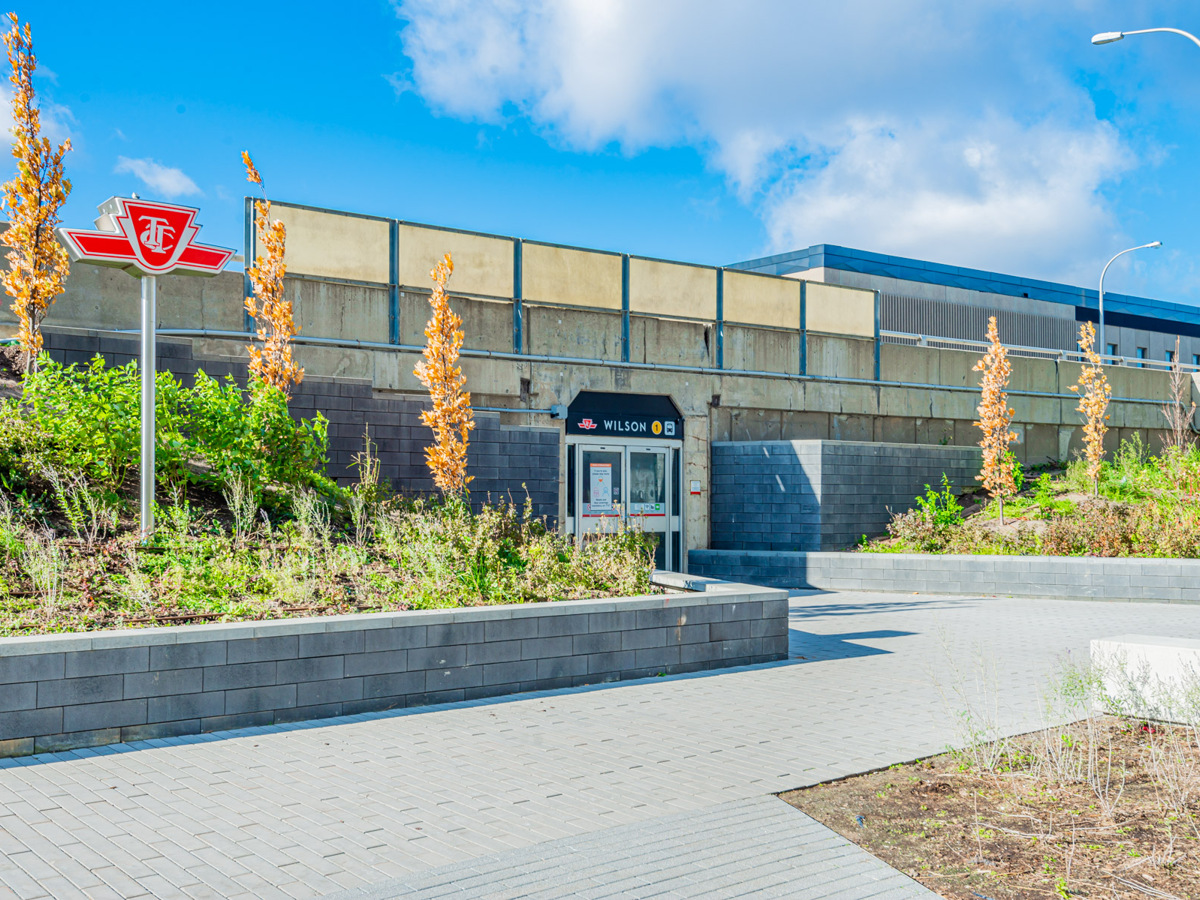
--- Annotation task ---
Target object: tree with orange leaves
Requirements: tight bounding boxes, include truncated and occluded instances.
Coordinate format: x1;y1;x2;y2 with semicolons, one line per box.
973;316;1018;524
1069;321;1111;496
1;14;71;373
242;152;302;392
414;254;474;495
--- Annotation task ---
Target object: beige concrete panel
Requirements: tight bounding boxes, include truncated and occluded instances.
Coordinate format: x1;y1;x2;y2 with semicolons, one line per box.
722;271;800;328
801;379;878;417
397;292;510;353
271;206;390;284
398;225;513;298
631;316;713;367
1104;365;1171;402
878;384;934;419
831;414;874;442
928;390;978;421
804;283;875;337
722;324;801;375
879;343;938;385
805;334;875;381
683;415;710;552
527;306;622;361
522;244;622;310
628;258;716;320
1024;423;1059;464
780;410;830;440
289;278;388;343
935;348;980;388
291;343;372;380
726;408;782;441
914;418;956;446
714;372;803;412
1009;356;1057;394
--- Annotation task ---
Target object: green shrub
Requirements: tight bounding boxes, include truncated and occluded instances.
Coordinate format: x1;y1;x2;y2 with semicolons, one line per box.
0;355;333;513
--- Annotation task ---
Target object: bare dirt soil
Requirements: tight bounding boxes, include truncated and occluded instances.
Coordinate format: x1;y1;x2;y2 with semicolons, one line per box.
782;719;1199;899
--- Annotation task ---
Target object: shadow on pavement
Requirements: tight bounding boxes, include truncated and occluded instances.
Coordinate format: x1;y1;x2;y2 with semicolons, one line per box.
788;595;978;620
789;629;916;662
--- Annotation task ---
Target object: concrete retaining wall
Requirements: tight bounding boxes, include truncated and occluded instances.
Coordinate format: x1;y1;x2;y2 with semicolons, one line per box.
710;440;981;551
0;581;788;758
689;549;1200;604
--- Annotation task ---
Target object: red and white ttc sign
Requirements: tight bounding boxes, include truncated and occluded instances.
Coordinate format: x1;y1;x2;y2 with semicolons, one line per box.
57;197;233;277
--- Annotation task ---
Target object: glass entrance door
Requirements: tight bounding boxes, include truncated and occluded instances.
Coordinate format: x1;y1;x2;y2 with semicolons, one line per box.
627;448;668;569
567;441;679;570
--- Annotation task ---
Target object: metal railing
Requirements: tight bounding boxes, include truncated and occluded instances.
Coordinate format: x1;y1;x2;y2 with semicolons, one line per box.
880;330;1198;373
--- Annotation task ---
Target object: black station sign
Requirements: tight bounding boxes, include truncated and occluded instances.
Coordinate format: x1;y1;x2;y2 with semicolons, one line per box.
566;391;684;439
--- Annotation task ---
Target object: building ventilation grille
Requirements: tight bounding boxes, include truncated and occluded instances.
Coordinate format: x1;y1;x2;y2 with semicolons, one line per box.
879;293;1076;351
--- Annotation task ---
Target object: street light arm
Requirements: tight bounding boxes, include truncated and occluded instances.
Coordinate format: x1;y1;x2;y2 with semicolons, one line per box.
1120;27;1200;50
1097;241;1162;359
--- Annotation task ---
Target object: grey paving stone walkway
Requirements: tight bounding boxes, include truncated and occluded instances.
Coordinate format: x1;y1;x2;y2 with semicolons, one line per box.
0;590;1198;899
325;796;934;900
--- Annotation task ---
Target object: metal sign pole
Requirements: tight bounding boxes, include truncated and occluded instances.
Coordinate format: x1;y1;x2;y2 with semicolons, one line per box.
140;274;156;539
56;196;234;540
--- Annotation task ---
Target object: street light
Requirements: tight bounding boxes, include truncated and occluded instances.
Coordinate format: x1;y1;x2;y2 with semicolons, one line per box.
1092;28;1200;50
1098;242;1161;361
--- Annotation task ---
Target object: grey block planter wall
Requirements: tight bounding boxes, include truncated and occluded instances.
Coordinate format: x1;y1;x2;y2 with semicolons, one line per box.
0;581;787;758
690;550;1200;604
710;440;981;551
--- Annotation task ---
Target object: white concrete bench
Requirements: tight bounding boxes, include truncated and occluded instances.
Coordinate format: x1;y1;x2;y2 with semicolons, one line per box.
1091;635;1200;722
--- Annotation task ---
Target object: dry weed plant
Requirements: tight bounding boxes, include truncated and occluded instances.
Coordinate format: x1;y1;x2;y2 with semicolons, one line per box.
1162;336;1197;453
20;528;60;616
222;473;259;549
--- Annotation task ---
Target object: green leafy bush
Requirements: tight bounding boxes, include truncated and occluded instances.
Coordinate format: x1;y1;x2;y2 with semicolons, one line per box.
0;355;333;513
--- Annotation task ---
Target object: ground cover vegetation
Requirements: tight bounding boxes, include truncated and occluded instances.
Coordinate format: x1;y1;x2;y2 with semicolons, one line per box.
784;653;1200;898
864;321;1200;556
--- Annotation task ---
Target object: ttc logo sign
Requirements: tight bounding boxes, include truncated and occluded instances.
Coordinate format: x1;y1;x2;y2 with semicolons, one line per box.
578;418;598;430
57;197;233;277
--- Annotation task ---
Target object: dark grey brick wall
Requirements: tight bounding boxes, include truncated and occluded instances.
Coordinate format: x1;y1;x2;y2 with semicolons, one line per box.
40;329;560;522
710;440;981;551
0;583;788;758
689;550;1200;604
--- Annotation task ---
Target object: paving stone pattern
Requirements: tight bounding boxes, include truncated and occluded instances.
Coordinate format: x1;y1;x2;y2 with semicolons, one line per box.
325;795;935;900
690;549;1200;603
40;329;559;521
0;586;788;758
710;440;980;551
2;590;1199;898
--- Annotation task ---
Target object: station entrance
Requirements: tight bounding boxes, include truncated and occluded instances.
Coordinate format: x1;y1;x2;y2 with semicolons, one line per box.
564;392;684;572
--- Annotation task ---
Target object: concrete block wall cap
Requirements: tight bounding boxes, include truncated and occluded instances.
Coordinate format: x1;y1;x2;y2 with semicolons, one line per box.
0;633;98;656
1093;635;1200;650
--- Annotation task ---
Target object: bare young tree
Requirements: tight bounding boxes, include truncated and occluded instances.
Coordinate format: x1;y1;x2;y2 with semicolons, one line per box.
1160;336;1196;453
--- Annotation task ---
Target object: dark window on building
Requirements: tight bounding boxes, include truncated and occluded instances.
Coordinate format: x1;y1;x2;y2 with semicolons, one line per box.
1136;347;1147;368
1193;354;1200;367
1105;343;1118;358
1167;349;1175;363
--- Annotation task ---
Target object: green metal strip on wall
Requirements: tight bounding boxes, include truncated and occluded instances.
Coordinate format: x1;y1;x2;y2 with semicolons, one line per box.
799;281;807;376
389;220;400;345
716;268;724;369
621;255;631;363
513;239;523;355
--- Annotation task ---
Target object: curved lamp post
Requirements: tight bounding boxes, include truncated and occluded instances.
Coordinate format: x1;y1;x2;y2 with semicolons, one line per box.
1099;242;1161;361
1092;28;1200;49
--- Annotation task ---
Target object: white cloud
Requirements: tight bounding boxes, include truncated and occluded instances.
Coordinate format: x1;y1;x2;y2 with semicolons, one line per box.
0;85;76;147
392;0;1142;282
114;156;201;198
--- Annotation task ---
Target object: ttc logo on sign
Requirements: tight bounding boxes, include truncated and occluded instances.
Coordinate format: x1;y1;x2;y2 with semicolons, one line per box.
578;418;598;430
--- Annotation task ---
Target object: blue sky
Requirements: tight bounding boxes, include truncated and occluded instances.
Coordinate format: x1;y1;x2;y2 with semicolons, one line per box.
16;0;1200;305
